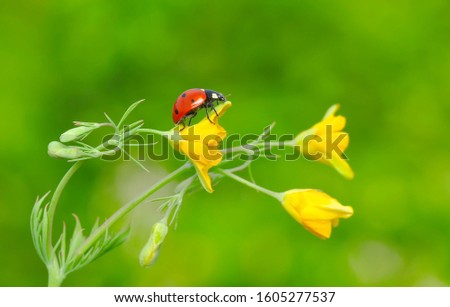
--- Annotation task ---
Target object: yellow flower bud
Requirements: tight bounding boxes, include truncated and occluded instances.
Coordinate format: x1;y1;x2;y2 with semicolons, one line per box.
60;125;100;143
48;141;88;159
282;189;353;239
48;141;102;160
139;221;168;267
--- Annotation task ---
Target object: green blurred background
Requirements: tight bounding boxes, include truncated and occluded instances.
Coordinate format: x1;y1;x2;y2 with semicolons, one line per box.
1;0;449;286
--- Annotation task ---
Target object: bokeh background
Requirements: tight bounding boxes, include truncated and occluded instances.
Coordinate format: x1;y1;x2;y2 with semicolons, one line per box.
1;0;449;286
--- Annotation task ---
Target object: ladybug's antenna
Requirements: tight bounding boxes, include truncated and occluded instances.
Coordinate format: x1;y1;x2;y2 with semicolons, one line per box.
225;93;232;99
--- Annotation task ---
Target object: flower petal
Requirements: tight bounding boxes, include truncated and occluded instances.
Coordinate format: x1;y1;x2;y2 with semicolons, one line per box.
170;101;232;192
294;105;353;179
281;189;353;239
322;104;340;120
328;152;354;180
301;219;332;239
314;115;346;134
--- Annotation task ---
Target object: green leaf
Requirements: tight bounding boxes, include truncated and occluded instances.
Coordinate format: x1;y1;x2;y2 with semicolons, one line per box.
67;214;85;261
123;150;150;173
104;112;117;128
30;192;51;264
150;195;178;202
90;218;100;235
58;223;67;268
256;122;276;142
247;163;257;184
96;226;131;259
117;100;144;129
124;119;145;132
65;218;130;274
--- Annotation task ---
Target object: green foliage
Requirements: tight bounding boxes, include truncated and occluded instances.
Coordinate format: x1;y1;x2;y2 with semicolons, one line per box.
64;217;130;274
31;191;130;285
30;193;51;264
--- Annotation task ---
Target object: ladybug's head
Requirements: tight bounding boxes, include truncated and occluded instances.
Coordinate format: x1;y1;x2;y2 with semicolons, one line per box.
205;89;226;103
216;92;226;102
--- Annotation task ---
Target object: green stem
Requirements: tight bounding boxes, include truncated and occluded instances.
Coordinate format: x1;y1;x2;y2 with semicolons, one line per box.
47;264;65;287
217;168;282;201
137;128;170;137
75;163;190;257
46;126;140;254
167;175;195;225
222;141;292;154
47;161;83;257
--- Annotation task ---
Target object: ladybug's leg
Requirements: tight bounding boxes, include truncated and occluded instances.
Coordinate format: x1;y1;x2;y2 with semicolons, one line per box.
205;108;215;124
188;117;193;126
211;104;219;117
179;121;186;132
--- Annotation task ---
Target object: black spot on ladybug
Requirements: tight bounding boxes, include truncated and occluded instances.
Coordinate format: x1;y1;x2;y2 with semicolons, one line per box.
191;99;195;102
181;93;186;98
175;108;179;114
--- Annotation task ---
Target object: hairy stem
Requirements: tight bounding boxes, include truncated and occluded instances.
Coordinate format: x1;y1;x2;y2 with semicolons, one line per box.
221;141;290;154
47;263;65;287
47;161;84;257
74;163;190;258
137;128;170;137
217;168;282;200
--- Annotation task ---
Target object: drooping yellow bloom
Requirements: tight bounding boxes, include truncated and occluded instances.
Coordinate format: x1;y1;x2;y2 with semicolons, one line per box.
282;189;353;239
293;104;354;179
169;101;232;193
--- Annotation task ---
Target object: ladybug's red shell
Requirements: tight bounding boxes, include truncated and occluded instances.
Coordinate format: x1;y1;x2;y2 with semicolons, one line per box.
172;89;208;124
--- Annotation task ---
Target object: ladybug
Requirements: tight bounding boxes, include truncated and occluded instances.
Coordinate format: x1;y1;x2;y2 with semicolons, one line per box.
172;88;226;127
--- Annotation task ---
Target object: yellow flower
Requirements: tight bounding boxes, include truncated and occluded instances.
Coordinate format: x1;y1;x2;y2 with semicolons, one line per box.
294;104;354;179
169;101;232;193
282;189;353;239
